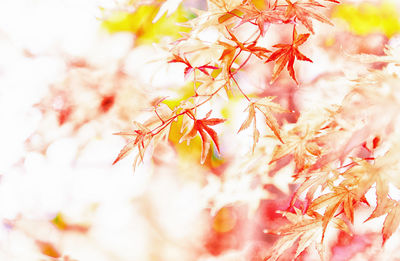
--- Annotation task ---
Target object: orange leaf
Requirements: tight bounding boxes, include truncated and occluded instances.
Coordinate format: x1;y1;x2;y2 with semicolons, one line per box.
218;8;242;23
308;186;357;241
254;97;287;143
285;0;333;34
268;207;350;260
36;241;61;258
237;2;285;36
382;201;400;245
266;29;312;84
238;103;256;133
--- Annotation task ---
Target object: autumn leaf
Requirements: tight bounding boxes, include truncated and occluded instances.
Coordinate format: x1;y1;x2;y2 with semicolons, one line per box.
265;28;312;84
52;213;89;233
218;8;243;24
168;54;193;79
290;166;339;208
266;207;350;261
238;97;287;151
168;54;218;79
218;27;271;75
270;125;322;172
382;200;400;245
285;0;333;34
340;158;390;215
180;111;226;164
36;241;61;258
266;207;321;261
113;122;152;167
238;103;255;133
255;97;288;142
237;1;286;36
307;185;359;241
224;28;271;59
363;197;400;245
238;102;259;153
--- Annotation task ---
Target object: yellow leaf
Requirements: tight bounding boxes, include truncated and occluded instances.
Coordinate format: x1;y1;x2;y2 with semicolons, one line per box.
102;5;193;45
212;207;237;233
333;1;400;38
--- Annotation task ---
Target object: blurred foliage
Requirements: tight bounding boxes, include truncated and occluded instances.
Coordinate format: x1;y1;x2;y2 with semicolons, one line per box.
333;1;400;37
212;207;237;233
36;241;61;258
101;4;194;45
251;0;266;10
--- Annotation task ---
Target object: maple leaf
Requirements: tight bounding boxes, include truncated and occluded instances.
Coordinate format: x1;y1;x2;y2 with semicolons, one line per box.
285;0;333;34
290;166;339;207
238;97;287;151
238;102;259;153
168;54;193;79
266;207;350;261
218;8;243;24
195;75;228;97
382;202;400;245
265;28;312;84
365;198;400;245
218;40;238;73
307;185;360;241
237;2;286;36
219;28;271;67
225;28;271;58
113;122;152;168
168;54;218;79
180;111;226;164
254;97;288;142
270;125;322;172
217;28;271;91
340;158;390;215
334;156;400;244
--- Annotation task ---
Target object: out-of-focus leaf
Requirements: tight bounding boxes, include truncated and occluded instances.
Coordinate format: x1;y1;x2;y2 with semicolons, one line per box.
52;213;89;233
36;241;61;258
102;5;193;45
153;0;184;23
212;207;237;233
333;2;400;37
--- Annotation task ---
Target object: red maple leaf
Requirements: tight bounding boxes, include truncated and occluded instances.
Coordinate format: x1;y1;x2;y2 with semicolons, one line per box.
180;111;226;164
265;28;312;84
221;28;271;60
168;54;218;79
112;122;152;168
285;0;333;34
237;1;286;36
